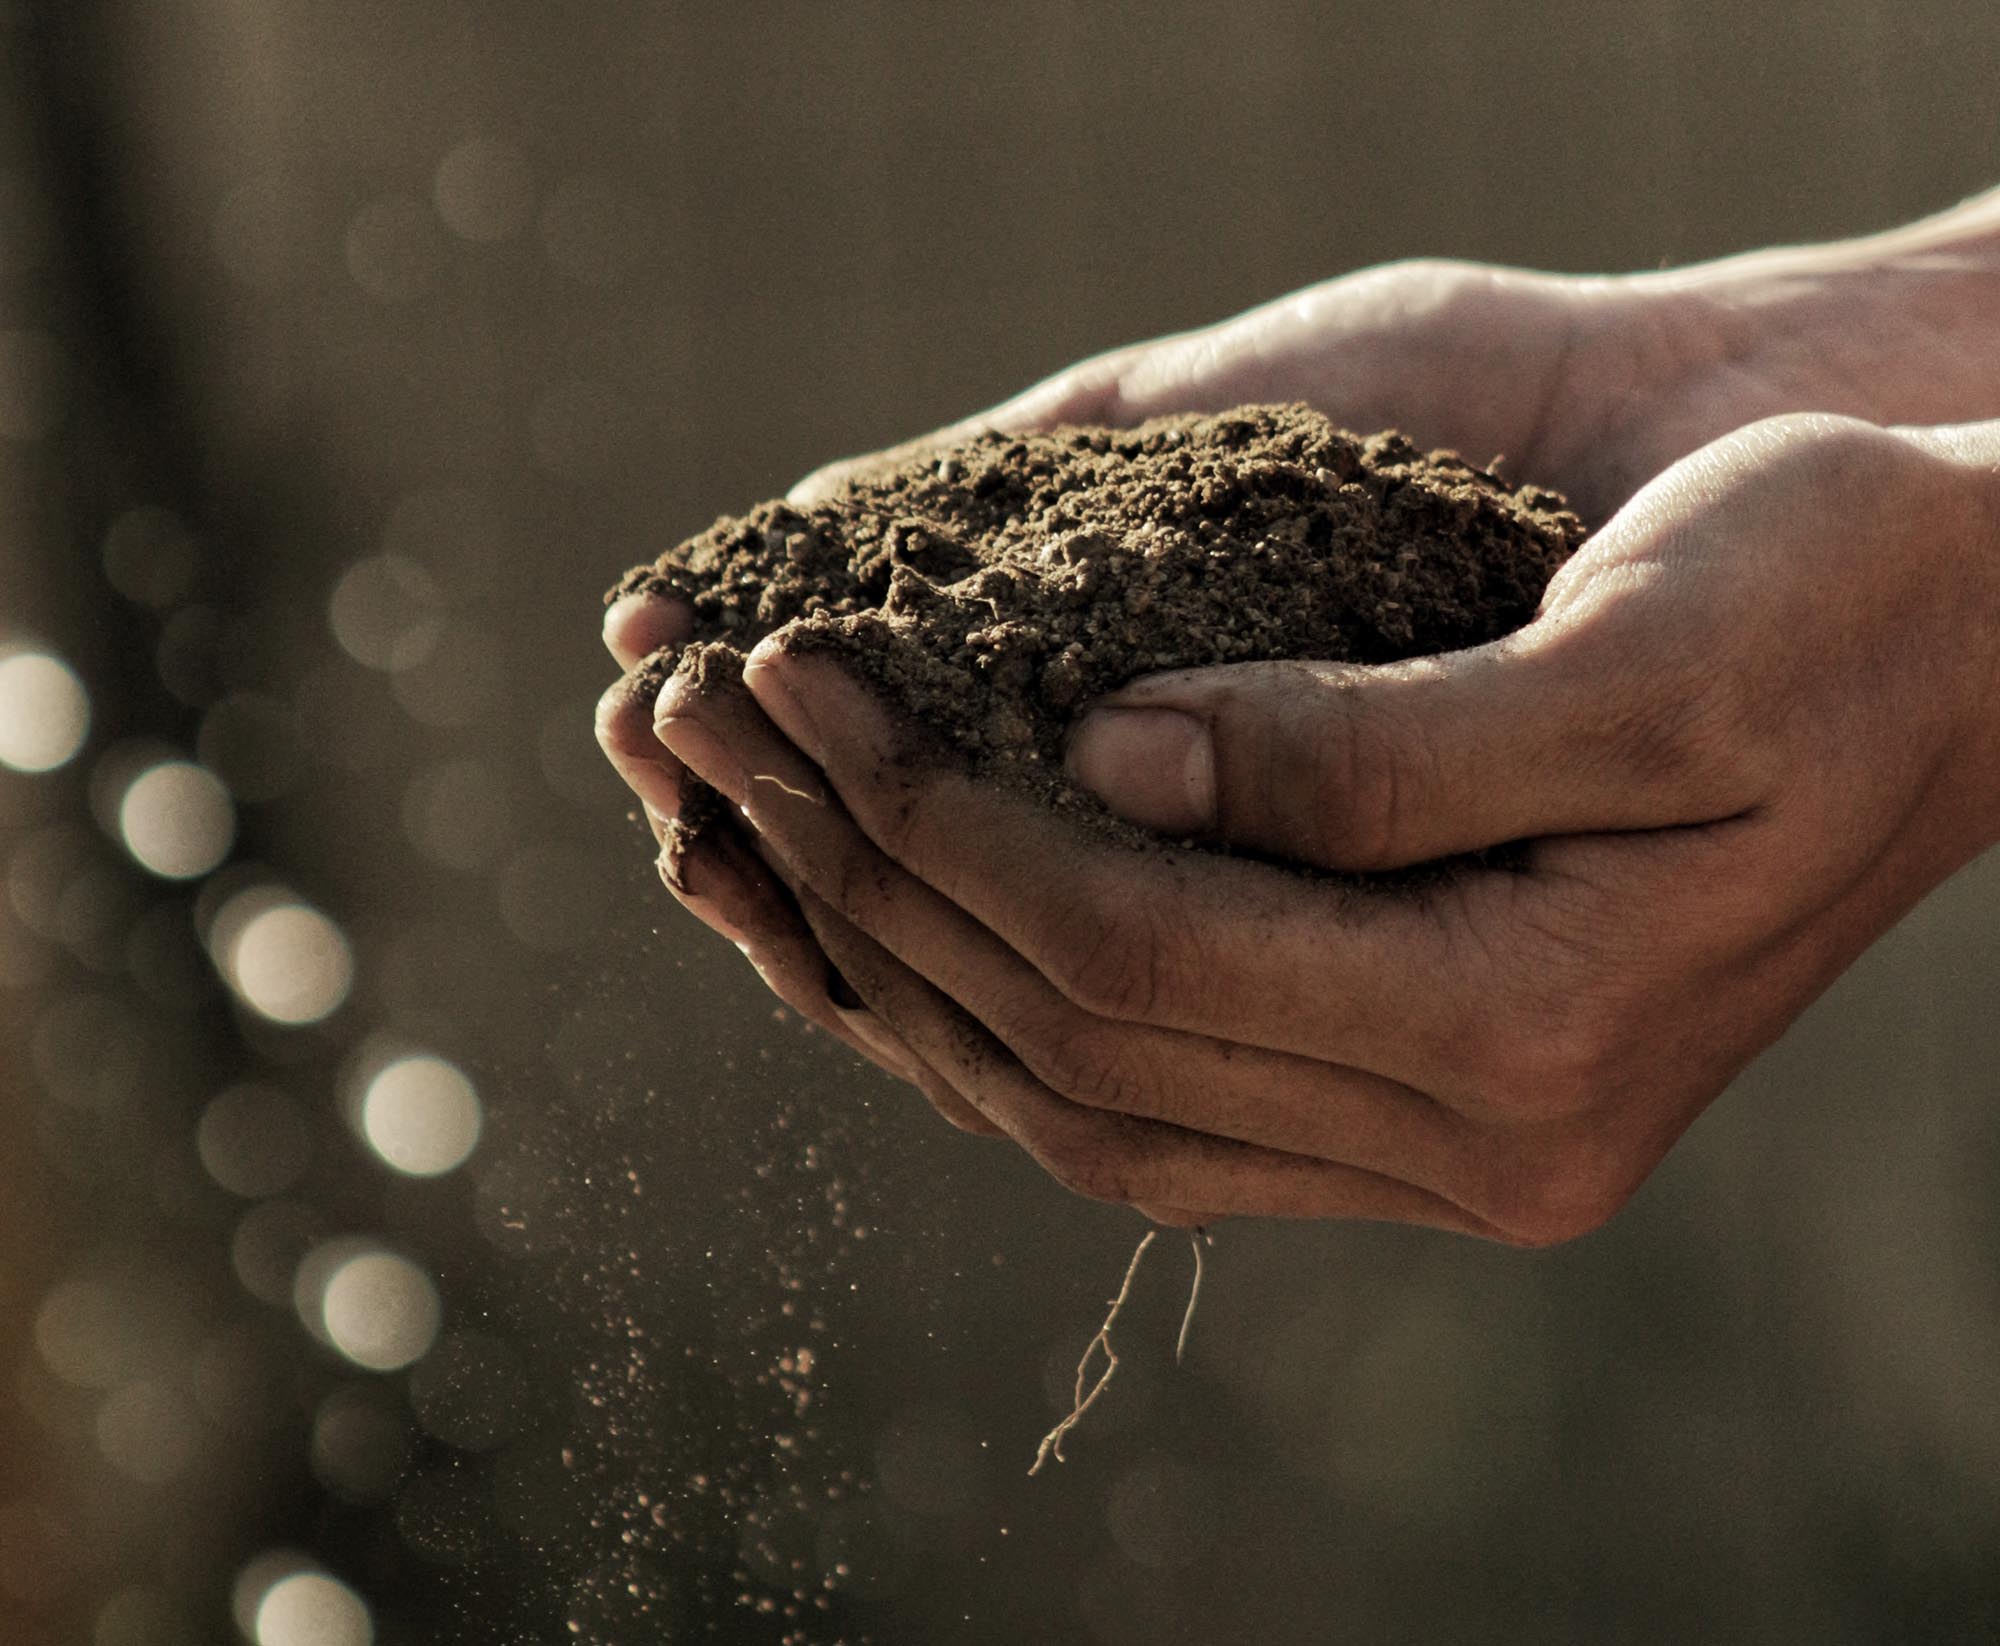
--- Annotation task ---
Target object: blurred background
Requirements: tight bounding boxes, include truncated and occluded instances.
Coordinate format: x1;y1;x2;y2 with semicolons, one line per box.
2;2;1997;1642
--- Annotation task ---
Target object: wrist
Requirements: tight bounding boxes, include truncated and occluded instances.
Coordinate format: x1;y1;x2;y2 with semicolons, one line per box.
1623;187;2000;431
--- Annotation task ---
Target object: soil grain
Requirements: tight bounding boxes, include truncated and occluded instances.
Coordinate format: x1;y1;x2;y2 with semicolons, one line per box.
611;403;1584;847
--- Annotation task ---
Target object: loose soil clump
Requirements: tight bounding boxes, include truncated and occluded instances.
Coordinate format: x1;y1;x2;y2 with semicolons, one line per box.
610;403;1584;852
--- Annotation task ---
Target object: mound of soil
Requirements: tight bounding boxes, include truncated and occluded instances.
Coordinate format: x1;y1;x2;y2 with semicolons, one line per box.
609;403;1584;853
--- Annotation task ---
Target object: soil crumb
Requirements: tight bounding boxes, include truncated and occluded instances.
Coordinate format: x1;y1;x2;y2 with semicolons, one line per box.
611;403;1584;848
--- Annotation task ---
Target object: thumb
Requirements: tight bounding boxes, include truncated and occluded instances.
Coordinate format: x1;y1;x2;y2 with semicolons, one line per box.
1063;628;1742;871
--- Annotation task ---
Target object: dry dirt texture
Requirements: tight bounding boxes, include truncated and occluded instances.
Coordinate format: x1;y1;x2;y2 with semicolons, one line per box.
611;402;1585;855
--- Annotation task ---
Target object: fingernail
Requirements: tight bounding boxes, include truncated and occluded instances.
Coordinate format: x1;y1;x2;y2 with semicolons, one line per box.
1066;707;1215;834
654;715;747;806
743;654;828;767
622;755;683;819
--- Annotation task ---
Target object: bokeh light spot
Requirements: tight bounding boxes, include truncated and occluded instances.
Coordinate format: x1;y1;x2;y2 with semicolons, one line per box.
255;1569;373;1646
215;892;353;1025
95;1379;201;1485
232;1551;312;1640
362;1054;482;1177
232;1201;324;1306
344;195;442;304
197;1084;311;1197
34;1279;138;1389
101;505;198;608
118;760;234;879
401;758;511;872
328;555;441;672
389;624;505;729
0;650;89;772
156;605;224;707
315;1249;441;1372
434;137;533;243
312;1385;412;1503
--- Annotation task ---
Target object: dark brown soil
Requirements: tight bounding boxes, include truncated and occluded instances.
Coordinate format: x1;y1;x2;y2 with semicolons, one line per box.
611;403;1584;854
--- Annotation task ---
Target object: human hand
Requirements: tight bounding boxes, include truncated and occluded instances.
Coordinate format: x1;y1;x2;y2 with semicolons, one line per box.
650;412;2000;1241
601;204;2000;1220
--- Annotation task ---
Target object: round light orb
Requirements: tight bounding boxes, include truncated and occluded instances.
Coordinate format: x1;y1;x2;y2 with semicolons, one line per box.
311;1385;410;1503
196;1084;310;1197
255;1570;373;1646
230;1551;311;1640
34;1278;136;1389
401;758;511;873
328;555;441;672
117;760;234;879
0;650;88;772
232;1201;323;1306
94;1379;200;1485
221;899;353;1025
101;506;197;608
433;138;532;243
361;1055;481;1177
343;195;441;305
319;1249;441;1372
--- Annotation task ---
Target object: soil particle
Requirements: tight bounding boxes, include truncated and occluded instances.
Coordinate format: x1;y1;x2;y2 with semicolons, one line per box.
611;403;1584;852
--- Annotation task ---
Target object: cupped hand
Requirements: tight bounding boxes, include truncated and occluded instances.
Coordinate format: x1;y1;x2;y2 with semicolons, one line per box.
651;412;2000;1242
599;258;1846;1072
599;242;2000;1231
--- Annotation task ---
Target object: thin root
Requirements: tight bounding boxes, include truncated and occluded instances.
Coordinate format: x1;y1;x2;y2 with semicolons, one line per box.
1029;1230;1155;1476
1029;1224;1216;1475
750;772;822;803
1175;1226;1212;1365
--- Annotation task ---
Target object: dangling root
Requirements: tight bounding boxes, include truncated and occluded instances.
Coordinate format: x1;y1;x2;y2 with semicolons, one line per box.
1029;1224;1214;1475
1175;1227;1212;1365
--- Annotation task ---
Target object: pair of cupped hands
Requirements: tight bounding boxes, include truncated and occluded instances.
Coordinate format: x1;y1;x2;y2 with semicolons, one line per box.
599;247;2000;1244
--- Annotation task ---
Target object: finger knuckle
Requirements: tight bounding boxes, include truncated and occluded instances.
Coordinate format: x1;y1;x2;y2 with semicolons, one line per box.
1489;1140;1639;1249
1040;899;1163;1022
1018;1020;1153;1117
1481;982;1624;1124
1294;680;1428;870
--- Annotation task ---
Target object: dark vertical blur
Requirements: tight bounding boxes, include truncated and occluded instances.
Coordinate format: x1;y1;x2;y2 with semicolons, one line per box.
1;2;1996;1642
